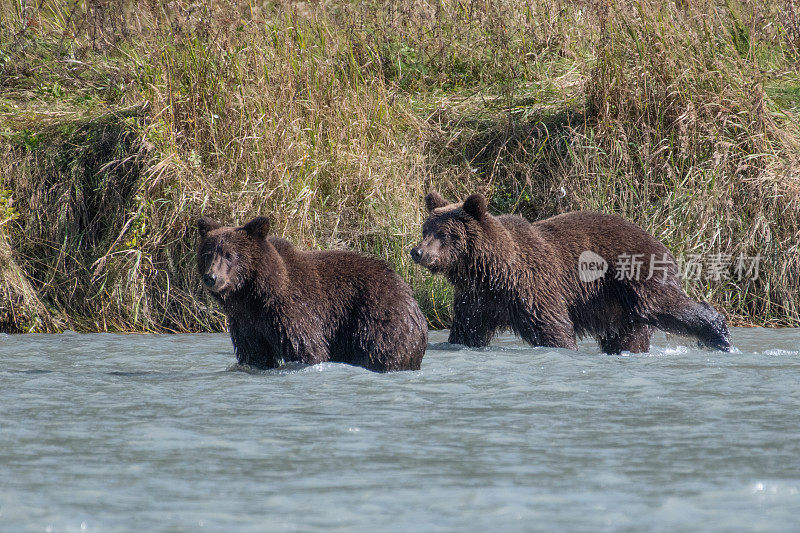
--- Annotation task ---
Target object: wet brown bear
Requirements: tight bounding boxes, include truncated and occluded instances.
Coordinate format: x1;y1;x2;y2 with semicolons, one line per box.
197;216;427;371
411;192;731;353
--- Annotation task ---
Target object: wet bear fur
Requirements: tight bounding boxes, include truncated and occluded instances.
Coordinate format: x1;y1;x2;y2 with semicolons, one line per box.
197;216;427;371
411;192;731;354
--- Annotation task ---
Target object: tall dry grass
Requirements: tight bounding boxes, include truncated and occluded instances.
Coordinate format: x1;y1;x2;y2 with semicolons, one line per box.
0;0;798;332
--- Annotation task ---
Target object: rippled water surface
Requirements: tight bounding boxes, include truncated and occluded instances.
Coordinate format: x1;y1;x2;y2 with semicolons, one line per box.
2;328;800;531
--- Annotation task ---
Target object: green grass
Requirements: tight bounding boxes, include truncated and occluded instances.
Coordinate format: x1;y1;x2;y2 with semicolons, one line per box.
0;0;798;332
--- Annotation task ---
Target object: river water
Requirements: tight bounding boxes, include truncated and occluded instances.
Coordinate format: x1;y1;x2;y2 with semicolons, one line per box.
2;328;800;531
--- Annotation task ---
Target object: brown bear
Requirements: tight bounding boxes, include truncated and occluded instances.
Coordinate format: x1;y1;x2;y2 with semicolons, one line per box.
410;192;731;354
197;216;427;371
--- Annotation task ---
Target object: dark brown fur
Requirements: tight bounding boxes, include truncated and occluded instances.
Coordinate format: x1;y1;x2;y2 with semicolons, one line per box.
411;192;731;354
197;216;427;371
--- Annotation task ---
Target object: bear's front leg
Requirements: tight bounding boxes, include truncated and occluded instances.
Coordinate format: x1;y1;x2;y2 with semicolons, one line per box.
599;323;651;354
448;288;506;347
511;304;578;350
230;319;284;368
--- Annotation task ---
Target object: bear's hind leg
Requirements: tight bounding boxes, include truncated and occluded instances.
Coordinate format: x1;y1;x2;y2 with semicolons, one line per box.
598;323;651;354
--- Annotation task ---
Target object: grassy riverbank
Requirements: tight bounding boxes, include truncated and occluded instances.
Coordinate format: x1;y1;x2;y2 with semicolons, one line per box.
1;0;798;332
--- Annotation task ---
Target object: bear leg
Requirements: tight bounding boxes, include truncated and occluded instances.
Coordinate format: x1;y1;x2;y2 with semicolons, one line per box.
448;316;500;347
519;322;579;350
230;321;276;368
448;289;506;347
598;323;652;354
511;307;578;350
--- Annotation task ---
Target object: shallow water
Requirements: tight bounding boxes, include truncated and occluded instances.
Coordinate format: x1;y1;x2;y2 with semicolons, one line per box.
2;328;800;531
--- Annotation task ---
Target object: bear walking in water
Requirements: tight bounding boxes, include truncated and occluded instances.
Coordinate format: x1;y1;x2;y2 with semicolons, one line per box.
197;216;427;371
410;192;731;353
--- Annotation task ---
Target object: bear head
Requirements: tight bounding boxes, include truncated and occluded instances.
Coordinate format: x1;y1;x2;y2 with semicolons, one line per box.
196;216;272;300
410;191;488;275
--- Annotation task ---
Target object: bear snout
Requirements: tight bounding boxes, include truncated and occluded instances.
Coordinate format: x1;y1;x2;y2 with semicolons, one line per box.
410;246;440;271
203;273;217;288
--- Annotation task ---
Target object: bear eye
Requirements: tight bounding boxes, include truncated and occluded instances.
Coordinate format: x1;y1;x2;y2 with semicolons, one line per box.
223;251;233;261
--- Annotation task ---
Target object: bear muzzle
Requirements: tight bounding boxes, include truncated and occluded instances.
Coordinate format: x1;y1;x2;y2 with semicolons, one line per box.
410;246;441;272
202;273;217;289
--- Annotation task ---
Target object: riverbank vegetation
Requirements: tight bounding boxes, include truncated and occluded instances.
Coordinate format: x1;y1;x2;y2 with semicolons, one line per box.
1;0;798;332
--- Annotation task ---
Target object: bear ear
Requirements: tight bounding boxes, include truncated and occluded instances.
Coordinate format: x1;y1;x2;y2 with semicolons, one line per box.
242;216;271;240
197;217;222;239
425;191;448;212
462;193;488;219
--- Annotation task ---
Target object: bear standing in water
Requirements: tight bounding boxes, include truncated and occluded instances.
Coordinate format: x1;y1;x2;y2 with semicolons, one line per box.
410;192;731;354
197;216;427;371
